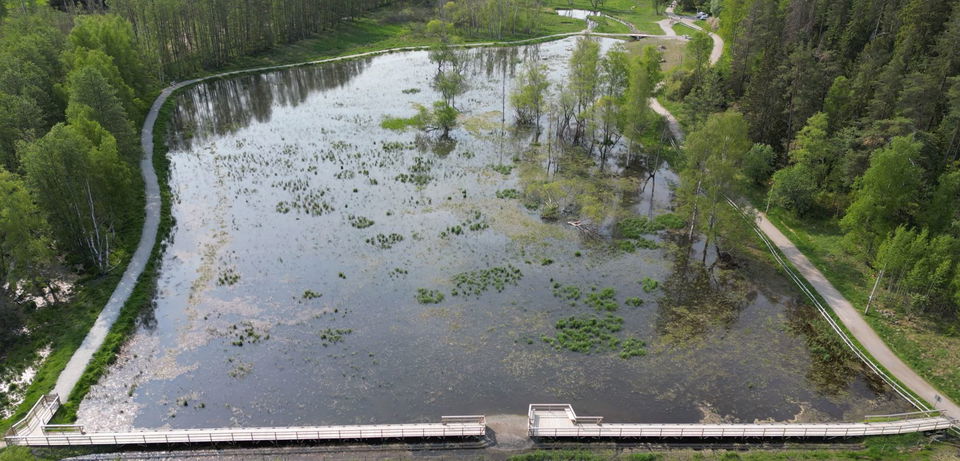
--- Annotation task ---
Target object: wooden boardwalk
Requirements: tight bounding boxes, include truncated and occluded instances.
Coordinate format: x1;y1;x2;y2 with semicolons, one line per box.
6;396;957;447
527;404;957;439
3;395;485;447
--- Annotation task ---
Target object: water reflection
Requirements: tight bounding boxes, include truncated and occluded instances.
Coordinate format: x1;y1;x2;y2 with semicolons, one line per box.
169;58;372;150
655;247;749;344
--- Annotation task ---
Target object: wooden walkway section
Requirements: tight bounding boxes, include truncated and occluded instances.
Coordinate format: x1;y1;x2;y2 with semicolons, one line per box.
3;395;485;447
527;404;957;439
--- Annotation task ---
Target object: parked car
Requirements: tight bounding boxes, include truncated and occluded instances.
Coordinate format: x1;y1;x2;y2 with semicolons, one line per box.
695;12;709;19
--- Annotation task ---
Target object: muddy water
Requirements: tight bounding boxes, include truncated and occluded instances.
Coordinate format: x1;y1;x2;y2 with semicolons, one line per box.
77;37;910;431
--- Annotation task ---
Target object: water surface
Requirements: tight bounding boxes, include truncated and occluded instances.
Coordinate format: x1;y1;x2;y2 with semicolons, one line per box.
77;37;910;431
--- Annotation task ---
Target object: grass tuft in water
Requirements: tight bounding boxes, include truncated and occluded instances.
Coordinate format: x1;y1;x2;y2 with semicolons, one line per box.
348;215;375;229
585;287;618;312
416;288;445;304
319;328;352;346
641;277;659;293
496;188;520;199
619;338;647;359
489;164;514;175
452;265;523;297
366;233;404;249
543;315;623;353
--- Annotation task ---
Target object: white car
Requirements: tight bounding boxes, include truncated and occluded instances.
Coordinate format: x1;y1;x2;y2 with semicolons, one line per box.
696;12;709;19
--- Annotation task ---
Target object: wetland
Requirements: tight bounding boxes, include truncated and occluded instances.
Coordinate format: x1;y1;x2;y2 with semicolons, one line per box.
76;36;912;431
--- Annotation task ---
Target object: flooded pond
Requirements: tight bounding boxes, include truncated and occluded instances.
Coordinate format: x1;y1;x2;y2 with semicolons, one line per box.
77;37;911;431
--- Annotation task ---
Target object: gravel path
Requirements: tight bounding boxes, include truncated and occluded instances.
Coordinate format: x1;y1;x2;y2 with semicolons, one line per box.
755;217;960;420
647;8;958;421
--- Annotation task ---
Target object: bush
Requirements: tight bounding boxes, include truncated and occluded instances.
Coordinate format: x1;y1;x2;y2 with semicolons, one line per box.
743;143;777;185
769;164;818;216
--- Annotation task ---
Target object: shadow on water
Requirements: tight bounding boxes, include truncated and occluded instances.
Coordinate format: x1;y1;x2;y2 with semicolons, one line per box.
654;247;749;345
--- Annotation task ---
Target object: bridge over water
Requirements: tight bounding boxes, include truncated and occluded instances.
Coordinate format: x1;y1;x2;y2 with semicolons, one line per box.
4;395;956;447
526;404;956;439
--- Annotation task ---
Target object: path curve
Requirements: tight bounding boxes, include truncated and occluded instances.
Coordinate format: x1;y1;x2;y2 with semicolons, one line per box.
646;10;959;422
664;4;724;65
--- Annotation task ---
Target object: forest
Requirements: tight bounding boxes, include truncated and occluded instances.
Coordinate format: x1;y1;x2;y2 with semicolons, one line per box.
0;0;391;404
662;0;960;319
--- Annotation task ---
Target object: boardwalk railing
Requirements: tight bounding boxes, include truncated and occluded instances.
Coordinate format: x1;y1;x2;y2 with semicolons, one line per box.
528;419;955;438
4;394;486;447
528;405;956;439
5;422;487;447
4;394;59;438
441;415;486;425
864;410;943;423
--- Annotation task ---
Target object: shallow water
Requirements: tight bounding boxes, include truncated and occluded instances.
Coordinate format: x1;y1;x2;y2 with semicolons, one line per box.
77;37;910;431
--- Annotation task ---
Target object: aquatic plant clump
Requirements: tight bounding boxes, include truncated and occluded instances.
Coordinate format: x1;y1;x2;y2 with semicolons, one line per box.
229;322;269;347
489;164;514;175
552;283;582;302
618;216;661;238
366;233;404;249
625;297;644;307
451;265;523;297
641;277;659;293
440;210;489;238
416;288;445;304
585;287;618;312
617;238;658;252
348;215;375;229
619;338;647;359
654;213;685;230
395;156;434;186
617;213;686;239
543;315;623;353
217;268;240;286
319;328;353;346
496;189;520;199
275;187;335;217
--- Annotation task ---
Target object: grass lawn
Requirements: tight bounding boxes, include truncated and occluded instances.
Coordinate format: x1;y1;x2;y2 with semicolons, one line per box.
547;0;665;34
213;6;586;76
508;433;953;460
589;15;633;34
672;21;699;36
625;38;686;72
